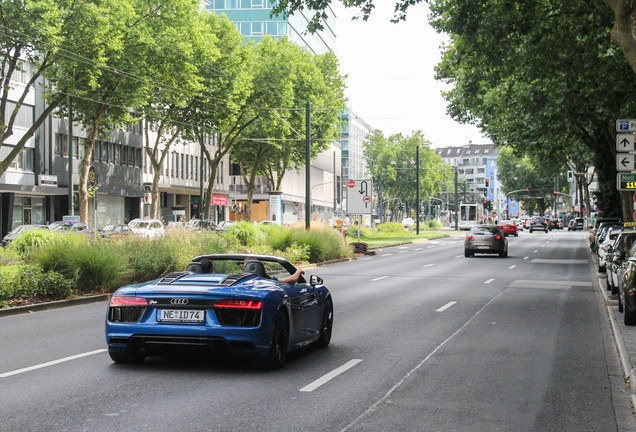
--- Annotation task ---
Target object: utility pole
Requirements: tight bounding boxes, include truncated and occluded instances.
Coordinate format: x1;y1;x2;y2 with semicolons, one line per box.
416;146;420;235
305;102;311;230
68;96;74;216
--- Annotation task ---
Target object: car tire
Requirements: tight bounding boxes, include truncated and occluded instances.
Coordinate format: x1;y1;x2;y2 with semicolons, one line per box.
312;299;333;349
514;233;518;237
625;305;636;326
263;310;289;369
465;250;470;257
529;229;533;233
108;350;145;364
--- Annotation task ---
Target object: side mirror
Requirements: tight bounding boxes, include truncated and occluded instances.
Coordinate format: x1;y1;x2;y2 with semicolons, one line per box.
309;275;323;286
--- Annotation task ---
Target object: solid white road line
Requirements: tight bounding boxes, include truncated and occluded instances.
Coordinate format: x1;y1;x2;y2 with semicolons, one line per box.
0;349;107;378
423;264;435;268
508;265;516;269
371;276;388;282
436;301;457;312
484;279;494;284
300;359;363;392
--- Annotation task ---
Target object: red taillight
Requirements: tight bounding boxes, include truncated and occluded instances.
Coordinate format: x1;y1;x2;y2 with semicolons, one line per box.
467;234;473;240
110;296;148;306
214;300;262;310
495;234;502;240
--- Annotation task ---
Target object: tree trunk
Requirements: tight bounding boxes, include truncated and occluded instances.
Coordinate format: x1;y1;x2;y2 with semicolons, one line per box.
79;116;103;223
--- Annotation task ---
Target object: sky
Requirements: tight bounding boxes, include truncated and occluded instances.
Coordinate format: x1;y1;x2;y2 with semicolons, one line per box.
333;2;492;149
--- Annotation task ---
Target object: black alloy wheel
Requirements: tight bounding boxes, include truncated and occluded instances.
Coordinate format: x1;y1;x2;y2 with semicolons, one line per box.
313;300;333;349
264;310;289;369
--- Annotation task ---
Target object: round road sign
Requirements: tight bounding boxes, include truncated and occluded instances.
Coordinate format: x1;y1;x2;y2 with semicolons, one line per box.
347;179;355;188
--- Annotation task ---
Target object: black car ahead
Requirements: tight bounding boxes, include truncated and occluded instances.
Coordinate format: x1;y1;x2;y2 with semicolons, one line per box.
529;216;548;233
464;225;508;258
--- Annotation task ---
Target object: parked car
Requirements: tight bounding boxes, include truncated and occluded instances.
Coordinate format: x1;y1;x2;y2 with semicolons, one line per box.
128;218;165;239
1;224;49;247
529;216;548;233
186;219;217;231
590;217;622;247
49;221;92;235
592;220;623;252
606;227;636;295
401;217;415;228
105;253;332;368
215;221;235;232
619;242;636;325
594;223;623;254
464;224;508;258
498;219;518;237
598;227;621;273
99;224;132;239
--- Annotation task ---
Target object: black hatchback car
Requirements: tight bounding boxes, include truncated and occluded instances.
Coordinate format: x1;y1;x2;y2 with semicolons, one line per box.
464;225;508;258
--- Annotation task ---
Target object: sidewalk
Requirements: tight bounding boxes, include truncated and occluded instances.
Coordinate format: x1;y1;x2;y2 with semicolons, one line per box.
594;254;636;410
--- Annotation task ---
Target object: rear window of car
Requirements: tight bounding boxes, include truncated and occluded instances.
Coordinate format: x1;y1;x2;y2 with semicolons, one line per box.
472;227;499;235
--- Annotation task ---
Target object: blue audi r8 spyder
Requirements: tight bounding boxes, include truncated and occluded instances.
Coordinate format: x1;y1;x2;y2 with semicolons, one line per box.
105;254;333;368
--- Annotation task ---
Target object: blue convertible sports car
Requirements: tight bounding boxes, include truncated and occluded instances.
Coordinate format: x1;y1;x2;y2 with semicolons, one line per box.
105;254;333;368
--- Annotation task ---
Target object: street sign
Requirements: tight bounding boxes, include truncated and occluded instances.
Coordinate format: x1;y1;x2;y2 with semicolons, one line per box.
617;173;636;191
616;153;636;171
617;119;636;132
346;179;373;215
617;134;636;152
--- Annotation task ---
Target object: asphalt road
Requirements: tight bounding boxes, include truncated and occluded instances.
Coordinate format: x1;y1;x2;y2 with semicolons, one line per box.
1;229;634;432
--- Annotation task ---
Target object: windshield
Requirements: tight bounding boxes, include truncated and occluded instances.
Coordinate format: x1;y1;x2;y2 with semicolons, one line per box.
129;221;149;229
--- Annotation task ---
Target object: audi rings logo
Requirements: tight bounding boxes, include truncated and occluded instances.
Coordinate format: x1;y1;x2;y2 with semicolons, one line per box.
170;298;189;305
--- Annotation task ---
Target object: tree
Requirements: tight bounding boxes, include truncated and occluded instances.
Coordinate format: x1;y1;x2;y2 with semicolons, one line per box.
0;0;85;176
51;0;205;224
141;11;245;219
229;37;345;221
363;130;449;221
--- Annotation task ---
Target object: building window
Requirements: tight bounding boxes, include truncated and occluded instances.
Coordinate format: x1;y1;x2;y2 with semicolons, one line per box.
101;141;108;162
181;154;185;179
240;0;251;7
252;22;263;35
194;156;198;181
128;147;135;167
252;0;263;7
10;61;31;83
267;21;278;35
240;22;250;35
136;148;141;168
5;101;33;128
190;155;194;179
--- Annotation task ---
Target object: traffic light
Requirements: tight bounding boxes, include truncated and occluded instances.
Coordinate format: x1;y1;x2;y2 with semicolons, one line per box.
567;170;573;182
484;178;490;188
483;199;487;204
483;189;487;197
553;190;557;195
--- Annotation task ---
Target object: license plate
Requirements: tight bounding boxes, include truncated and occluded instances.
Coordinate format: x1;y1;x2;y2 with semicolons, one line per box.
474;245;489;249
158;309;205;323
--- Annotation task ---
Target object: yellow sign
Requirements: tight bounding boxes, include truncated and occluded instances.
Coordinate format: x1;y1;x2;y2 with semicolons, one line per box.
624;222;636;227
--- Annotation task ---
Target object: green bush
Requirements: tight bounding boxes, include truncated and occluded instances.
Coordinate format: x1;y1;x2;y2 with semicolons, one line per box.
224;221;262;247
377;222;407;233
114;236;181;284
288;226;348;262
7;228;58;258
0;264;73;302
30;234;126;292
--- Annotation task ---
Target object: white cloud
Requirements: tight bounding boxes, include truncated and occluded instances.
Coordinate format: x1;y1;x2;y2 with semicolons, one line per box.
334;2;491;148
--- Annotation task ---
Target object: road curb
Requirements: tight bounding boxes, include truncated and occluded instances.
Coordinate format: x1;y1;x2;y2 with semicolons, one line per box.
0;294;111;318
